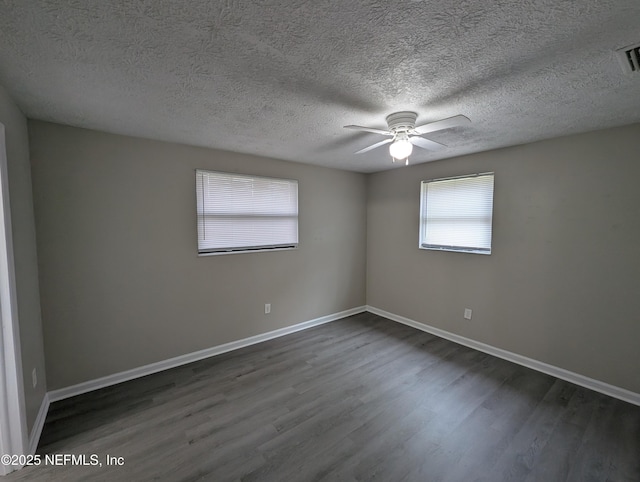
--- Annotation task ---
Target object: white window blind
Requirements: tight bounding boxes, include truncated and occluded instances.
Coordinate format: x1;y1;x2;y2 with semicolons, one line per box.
420;173;494;254
196;170;298;254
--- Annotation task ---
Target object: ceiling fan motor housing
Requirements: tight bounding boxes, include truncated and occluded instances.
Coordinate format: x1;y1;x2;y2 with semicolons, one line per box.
386;111;418;132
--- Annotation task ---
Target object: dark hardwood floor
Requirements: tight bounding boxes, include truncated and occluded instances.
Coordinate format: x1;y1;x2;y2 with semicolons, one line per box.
8;312;640;481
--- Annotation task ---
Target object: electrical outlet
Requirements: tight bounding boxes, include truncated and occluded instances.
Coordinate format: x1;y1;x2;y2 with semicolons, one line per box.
32;368;37;388
464;308;472;320
265;303;271;314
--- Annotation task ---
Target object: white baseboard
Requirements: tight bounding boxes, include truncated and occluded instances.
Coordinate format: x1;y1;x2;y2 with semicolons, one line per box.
366;305;640;407
28;393;49;455
48;306;366;403
36;303;637;455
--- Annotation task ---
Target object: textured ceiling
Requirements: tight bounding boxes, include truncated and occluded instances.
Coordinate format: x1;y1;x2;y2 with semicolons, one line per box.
1;0;639;172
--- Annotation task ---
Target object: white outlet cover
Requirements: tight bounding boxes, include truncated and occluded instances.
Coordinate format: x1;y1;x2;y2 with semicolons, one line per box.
464;309;473;320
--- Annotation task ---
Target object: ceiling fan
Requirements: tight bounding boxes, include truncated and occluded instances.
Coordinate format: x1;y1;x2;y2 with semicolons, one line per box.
344;111;471;165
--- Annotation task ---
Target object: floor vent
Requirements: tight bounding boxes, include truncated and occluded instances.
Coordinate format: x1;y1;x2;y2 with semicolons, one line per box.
617;44;640;74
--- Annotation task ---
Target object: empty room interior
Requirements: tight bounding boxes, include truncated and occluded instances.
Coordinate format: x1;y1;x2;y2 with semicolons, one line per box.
0;1;639;481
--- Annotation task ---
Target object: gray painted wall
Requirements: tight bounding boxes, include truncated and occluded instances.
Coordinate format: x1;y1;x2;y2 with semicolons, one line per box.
26;118;640;396
29;121;367;390
0;84;47;434
367;123;640;393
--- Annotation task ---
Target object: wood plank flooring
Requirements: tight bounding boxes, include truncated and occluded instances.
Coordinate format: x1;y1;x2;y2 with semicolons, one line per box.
7;312;640;481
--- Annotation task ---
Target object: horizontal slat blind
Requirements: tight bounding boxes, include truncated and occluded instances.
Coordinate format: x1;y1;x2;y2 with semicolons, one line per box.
420;173;494;254
196;170;298;253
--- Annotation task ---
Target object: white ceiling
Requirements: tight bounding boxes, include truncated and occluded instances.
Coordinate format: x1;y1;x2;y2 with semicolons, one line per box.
1;1;639;173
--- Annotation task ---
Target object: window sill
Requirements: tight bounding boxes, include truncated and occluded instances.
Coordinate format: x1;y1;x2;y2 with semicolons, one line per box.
198;246;298;257
419;245;491;255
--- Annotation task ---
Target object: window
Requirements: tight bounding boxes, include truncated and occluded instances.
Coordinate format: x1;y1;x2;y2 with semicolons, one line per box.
419;172;494;254
196;170;298;254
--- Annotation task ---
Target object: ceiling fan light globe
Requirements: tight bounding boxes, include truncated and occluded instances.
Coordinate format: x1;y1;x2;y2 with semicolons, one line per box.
389;139;413;160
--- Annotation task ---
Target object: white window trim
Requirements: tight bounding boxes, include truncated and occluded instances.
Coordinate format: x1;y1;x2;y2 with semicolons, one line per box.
197;246;296;257
419;172;494;255
195;169;299;256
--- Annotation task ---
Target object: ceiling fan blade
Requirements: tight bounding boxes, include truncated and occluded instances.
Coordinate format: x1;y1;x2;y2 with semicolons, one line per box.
344;125;393;136
409;136;446;151
355;138;393;154
412;115;470;135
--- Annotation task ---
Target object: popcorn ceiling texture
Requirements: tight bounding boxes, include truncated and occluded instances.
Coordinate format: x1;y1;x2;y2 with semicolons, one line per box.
1;0;639;172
